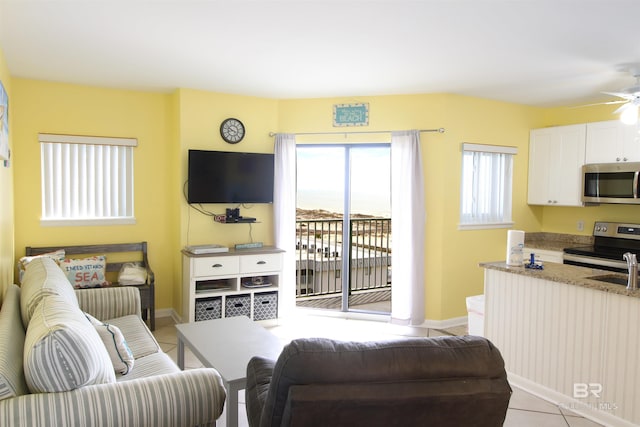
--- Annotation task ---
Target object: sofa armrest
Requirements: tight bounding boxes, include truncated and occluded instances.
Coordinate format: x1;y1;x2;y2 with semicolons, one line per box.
75;286;142;321
246;356;276;427
0;368;226;427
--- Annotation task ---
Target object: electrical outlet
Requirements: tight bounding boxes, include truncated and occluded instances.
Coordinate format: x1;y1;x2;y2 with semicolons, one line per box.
577;220;584;232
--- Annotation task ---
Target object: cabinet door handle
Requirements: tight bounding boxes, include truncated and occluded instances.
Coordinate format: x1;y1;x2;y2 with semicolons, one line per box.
257;260;267;265
212;263;223;268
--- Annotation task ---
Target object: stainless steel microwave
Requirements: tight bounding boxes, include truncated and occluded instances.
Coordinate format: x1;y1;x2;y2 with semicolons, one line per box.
582;162;640;204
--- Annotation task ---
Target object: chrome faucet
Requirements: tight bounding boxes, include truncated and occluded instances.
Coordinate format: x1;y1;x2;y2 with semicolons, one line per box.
623;252;638;291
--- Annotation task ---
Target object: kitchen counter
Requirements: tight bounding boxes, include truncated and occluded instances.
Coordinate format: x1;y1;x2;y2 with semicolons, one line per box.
480;261;640;298
523;232;592;252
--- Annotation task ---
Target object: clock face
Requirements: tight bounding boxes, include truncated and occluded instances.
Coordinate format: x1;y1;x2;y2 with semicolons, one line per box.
220;118;245;144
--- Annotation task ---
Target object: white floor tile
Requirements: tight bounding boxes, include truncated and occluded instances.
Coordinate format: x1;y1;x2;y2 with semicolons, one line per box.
509;386;562;414
504;409;569;427
564;415;604;427
165;345;204;369
152;324;178;345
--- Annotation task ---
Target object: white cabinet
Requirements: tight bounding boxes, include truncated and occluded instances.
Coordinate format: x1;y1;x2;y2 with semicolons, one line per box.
182;247;284;323
528;124;586;206
585;120;640;163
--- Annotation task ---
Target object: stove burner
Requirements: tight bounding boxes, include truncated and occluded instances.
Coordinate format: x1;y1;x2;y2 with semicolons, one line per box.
563;245;634;261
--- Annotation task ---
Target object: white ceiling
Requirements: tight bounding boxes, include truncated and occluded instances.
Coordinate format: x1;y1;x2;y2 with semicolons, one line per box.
2;0;640;107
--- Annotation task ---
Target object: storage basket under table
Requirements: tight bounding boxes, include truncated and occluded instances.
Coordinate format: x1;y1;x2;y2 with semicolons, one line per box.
253;292;278;320
195;297;222;321
225;294;251;318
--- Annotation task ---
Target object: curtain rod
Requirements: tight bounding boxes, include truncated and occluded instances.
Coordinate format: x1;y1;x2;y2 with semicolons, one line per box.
268;128;445;137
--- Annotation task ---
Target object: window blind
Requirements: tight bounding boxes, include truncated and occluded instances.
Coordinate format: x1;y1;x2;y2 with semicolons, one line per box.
39;134;136;225
460;143;516;229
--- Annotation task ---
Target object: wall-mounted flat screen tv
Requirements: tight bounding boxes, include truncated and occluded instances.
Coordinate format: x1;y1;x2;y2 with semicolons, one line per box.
188;150;275;204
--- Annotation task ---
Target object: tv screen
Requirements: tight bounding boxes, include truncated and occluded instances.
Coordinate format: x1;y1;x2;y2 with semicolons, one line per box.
188;150;275;204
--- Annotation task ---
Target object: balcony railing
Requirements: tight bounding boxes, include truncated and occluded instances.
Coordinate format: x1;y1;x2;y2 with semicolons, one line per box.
295;218;391;299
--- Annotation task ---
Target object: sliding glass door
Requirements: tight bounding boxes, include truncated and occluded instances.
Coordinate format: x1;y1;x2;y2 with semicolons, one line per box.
295;144;391;313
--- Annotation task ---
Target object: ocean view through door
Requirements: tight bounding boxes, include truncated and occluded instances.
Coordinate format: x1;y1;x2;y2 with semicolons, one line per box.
295;145;392;313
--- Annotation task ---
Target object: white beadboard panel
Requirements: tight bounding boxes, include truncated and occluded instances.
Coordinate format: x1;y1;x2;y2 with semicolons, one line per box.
484;272;603;405
484;269;640;426
601;292;640;424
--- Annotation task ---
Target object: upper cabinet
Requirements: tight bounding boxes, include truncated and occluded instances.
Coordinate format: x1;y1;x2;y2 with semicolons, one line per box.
528;124;586;206
585;120;640;164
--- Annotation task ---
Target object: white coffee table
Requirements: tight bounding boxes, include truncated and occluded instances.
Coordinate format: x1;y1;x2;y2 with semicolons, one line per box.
176;316;284;427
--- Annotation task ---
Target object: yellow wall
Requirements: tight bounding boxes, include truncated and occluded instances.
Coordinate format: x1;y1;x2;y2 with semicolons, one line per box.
173;88;279;315
168;90;183;319
436;95;544;319
9;81;280;317
176;89;279;249
8;73;638;322
279;94;545;320
0;47;13;301
11;79;176;310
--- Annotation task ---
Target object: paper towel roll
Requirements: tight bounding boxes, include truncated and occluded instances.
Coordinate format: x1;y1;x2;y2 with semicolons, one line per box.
506;230;525;266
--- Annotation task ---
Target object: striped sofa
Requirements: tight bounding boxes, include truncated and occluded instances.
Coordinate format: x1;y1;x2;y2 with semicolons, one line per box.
0;257;227;426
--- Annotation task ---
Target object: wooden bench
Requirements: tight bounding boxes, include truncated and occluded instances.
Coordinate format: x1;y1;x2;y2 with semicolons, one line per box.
25;242;155;330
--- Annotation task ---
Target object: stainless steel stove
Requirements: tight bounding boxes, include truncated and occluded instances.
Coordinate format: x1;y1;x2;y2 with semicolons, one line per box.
563;221;640;272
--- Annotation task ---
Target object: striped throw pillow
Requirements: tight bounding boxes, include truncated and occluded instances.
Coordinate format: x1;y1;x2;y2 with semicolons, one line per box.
24;295;115;393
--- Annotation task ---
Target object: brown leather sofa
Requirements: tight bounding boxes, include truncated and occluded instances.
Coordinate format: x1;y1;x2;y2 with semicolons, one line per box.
246;335;511;427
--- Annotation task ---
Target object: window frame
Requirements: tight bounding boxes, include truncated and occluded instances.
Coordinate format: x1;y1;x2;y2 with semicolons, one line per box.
458;142;517;231
39;133;137;227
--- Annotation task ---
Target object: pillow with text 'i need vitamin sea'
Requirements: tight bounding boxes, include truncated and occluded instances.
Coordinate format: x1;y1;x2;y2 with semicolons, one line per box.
59;255;109;288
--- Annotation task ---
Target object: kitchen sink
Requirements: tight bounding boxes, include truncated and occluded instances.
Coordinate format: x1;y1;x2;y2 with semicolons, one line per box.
586;274;629;286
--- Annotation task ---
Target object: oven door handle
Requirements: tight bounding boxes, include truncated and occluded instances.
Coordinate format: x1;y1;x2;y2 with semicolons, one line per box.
563;253;627;270
635;171;640;199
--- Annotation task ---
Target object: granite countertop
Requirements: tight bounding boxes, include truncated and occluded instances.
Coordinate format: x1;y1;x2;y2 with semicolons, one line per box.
480;261;640;299
523;232;593;252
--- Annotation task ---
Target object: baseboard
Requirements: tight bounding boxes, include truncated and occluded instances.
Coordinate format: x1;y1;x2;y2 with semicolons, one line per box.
418;315;467;330
508;372;635;427
155;307;181;324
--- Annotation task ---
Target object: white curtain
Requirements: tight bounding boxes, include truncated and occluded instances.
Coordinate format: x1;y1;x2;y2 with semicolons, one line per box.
390;130;425;325
273;133;297;318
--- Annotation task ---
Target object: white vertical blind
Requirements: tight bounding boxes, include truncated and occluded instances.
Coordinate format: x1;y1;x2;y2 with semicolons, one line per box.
460;143;516;228
39;134;136;225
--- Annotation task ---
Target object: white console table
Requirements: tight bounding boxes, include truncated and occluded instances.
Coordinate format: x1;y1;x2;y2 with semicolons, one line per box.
181;247;284;323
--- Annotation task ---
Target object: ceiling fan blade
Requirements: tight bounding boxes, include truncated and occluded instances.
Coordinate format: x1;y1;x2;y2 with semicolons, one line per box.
613;102;633;115
571;100;628;108
602;91;635;100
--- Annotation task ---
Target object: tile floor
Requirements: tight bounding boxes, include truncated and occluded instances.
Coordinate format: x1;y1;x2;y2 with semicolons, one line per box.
153;315;603;427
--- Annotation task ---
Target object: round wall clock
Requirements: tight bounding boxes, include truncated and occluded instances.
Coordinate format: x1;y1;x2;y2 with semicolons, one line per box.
220;118;245;144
